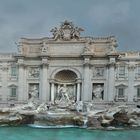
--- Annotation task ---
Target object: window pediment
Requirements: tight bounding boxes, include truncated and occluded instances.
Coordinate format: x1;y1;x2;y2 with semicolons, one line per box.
115;83;128;87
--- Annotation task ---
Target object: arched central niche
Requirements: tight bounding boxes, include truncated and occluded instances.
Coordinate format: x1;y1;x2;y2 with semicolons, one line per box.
50;69;81;103
54;70;77;82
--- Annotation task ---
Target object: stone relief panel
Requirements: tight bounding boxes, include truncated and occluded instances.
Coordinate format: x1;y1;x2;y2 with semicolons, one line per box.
28;67;40;79
93;67;105;78
29;45;41;54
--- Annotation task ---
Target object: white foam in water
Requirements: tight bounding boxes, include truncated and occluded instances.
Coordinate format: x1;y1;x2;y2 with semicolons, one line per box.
82;118;88;128
27;124;78;129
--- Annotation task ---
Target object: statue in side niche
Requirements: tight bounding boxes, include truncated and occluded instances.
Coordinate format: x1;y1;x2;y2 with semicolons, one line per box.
93;85;103;100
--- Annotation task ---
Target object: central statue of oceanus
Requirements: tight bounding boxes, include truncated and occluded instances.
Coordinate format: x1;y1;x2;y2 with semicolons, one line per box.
54;84;75;108
58;84;70;102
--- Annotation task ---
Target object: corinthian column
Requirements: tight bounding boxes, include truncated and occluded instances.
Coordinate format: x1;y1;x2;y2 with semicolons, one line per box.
51;83;55;102
128;62;135;102
77;82;81;101
107;63;115;101
40;57;49;102
17;58;25;102
82;57;92;101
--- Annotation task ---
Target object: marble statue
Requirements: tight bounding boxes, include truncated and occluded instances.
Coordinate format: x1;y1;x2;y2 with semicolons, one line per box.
75;101;83;112
83;46;91;53
36;103;48;113
50;27;62;40
54;84;76;108
16;42;23;54
93;85;103;100
50;20;83;41
72;26;83;39
41;42;48;53
20;85;39;110
29;85;39;102
58;84;70;102
86;102;93;112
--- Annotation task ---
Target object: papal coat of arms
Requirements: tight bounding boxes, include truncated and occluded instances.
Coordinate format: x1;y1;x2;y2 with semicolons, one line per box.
50;20;84;41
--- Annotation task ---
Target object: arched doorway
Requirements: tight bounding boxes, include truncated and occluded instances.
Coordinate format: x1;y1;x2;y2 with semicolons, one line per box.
50;69;81;102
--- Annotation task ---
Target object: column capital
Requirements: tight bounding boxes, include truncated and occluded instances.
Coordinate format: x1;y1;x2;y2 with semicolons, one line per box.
16;56;25;67
76;78;82;83
18;63;26;67
41;56;49;66
0;63;9;71
0;67;9;71
83;57;92;66
107;62;116;68
128;62;136;71
41;63;49;67
49;79;55;83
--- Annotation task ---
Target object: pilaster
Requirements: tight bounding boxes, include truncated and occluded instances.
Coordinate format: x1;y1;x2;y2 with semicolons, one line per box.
128;62;135;102
76;79;82;101
17;57;25;101
107;63;115;101
77;82;81;101
82;56;92;101
0;64;9;101
107;54;119;101
50;82;55;102
40;56;49;102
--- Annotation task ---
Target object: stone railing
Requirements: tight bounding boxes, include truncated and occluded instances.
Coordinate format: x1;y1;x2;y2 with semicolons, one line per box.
7;96;18;101
133;96;140;102
114;95;128;102
135;73;140;79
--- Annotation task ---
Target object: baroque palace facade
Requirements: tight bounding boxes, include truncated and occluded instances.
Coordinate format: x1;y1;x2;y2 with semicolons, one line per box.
0;21;140;104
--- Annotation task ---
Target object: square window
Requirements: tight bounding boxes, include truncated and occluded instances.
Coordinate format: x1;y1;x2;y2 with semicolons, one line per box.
137;66;140;76
137;88;140;97
118;88;124;97
119;66;125;77
11;67;17;76
11;87;16;97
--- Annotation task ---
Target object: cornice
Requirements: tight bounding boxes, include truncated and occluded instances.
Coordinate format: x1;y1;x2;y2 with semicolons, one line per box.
19;36;118;45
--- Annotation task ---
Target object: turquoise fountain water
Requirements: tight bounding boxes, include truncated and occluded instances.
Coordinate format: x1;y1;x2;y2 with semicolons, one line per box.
0;126;140;140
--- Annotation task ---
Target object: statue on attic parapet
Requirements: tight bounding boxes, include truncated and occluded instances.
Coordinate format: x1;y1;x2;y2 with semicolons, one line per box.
50;20;84;41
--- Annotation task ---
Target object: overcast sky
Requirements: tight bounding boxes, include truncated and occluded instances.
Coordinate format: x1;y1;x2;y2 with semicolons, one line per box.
0;0;140;52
